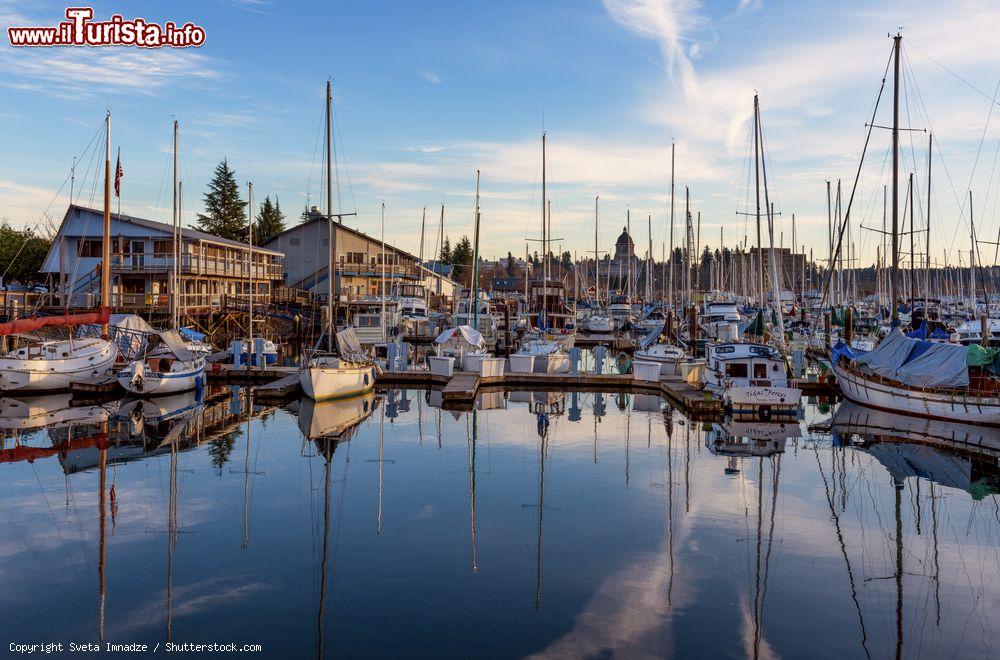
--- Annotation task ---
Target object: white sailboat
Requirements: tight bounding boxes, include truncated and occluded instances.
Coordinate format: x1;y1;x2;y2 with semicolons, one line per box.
0;113;118;392
118;330;205;395
119;121;205;396
299;80;377;401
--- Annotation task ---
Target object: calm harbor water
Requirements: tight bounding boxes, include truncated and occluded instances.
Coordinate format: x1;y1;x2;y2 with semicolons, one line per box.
1;386;998;658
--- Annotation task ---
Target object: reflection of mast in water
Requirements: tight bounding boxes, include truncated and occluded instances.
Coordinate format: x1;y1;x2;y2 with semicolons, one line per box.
684;420;691;513
97;423;108;644
468;409;478;572
316;440;333;660
930;482;940;626
894;479;903;660
624;394;630;486
750;454;781;660
813;445;870;659
534;411;548;611
377;404;385;536
165;437;179;642
666;414;674;608
242;390;251;550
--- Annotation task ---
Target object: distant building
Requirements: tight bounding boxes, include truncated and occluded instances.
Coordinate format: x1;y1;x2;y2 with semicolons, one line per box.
263;207;459;301
41;205;284;312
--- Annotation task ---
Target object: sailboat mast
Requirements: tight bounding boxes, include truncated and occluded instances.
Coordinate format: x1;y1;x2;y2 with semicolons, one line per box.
541;133;547;328
381;202;387;343
594;195;601;307
326;80;335;352
102;112;111;334
172;120;179;330
891;33;901;323
925;133;932;314
669;141;675;309
247;181;254;349
472;171;482;327
753;95;765;309
647;213;653;300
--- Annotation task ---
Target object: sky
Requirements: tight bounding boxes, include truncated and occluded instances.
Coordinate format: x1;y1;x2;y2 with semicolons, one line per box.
2;0;1000;267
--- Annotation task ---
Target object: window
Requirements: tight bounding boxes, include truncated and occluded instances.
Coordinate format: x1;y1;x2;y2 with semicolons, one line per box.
726;363;748;378
153;240;171;254
78;240;103;257
753;363;768;379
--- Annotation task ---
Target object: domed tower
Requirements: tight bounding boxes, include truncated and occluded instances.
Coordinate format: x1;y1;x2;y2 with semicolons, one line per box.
613;226;635;263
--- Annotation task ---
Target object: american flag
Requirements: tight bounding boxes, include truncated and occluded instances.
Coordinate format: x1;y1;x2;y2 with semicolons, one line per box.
114;148;123;197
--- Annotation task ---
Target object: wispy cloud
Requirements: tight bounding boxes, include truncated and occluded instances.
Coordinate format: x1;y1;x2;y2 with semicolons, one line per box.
418;70;443;85
0;47;222;100
222;0;271;15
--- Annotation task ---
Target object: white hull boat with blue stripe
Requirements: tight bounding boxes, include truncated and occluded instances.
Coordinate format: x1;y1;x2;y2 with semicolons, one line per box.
117;330;206;396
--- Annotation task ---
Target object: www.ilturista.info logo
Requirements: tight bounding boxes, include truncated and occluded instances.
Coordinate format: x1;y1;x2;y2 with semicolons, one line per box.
7;7;206;48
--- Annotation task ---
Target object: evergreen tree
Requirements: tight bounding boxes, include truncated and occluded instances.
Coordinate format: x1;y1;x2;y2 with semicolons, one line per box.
254;195;286;245
450;235;473;267
560;250;572;270
196;159;247;241
505;251;516;276
439;237;452;264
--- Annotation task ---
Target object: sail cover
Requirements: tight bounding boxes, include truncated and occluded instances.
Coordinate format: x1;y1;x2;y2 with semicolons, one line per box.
336;327;366;360
158;329;196;362
638;320;666;350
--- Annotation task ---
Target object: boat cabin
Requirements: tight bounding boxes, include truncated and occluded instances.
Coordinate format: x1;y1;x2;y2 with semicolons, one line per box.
705;343;789;389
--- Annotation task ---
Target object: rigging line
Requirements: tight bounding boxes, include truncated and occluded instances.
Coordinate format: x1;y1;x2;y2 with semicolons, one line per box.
332;96;357;216
2;172;71;280
814;43;893;325
906;39;1000;108
304;99;325;213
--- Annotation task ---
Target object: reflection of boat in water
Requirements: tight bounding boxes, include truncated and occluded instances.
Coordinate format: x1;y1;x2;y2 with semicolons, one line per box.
705;417;800;458
0;394;114;431
298;391;377;441
833;402;1000;498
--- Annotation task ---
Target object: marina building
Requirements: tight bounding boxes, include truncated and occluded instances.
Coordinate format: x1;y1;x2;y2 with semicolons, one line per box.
263;207;459;302
40;205;284;314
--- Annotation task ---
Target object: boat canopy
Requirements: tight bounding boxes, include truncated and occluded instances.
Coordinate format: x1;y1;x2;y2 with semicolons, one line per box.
336;327;367;361
434;325;485;350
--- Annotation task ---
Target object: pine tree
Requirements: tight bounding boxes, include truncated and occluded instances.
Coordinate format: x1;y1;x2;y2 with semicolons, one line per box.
560;250;572;270
451;235;473;266
254;195;286;245
196;159;247;241
505;251;516;276
439;237;452;264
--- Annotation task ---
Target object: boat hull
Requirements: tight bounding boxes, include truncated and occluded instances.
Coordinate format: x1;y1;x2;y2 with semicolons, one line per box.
531;353;571;374
0;339;117;392
723;386;801;416
117;361;206;395
300;361;377;401
833;362;1000;425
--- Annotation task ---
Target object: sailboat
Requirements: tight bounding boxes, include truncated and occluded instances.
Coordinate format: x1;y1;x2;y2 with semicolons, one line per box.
581;195;614;334
701;95;800;417
517;133;572;373
0;113;118;392
299;80;377;401
831;35;1000;425
119;121;204;396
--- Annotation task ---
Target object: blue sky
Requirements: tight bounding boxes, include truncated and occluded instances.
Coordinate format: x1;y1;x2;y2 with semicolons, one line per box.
2;0;1000;267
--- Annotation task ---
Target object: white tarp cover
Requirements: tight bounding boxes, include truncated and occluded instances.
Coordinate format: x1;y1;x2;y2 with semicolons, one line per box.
896;341;969;388
854;329;969;388
434;325;485;350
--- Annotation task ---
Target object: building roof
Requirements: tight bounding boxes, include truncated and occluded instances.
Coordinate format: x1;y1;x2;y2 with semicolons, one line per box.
264;209;422;263
64;204;283;255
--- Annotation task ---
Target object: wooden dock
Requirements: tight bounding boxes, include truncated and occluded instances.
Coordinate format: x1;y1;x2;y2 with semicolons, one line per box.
442;373;480;402
660;376;723;414
252;372;301;401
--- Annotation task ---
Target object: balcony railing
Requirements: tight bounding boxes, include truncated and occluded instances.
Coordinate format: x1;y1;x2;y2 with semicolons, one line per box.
112;252;283;280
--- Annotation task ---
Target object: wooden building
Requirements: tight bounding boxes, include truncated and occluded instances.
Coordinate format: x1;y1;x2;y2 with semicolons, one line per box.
40;205;284;314
263;207;459;302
